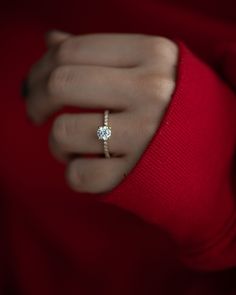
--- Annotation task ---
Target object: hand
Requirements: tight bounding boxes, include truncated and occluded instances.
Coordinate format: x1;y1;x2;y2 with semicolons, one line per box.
24;31;178;194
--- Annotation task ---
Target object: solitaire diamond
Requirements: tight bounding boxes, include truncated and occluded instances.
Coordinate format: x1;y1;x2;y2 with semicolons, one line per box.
97;126;111;140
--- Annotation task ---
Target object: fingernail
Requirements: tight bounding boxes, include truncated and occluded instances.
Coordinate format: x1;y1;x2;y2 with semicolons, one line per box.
21;78;29;99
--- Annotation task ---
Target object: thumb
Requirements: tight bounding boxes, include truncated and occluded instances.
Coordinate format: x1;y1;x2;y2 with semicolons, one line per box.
45;30;72;47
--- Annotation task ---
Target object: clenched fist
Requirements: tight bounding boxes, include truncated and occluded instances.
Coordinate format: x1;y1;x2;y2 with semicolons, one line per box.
24;31;178;194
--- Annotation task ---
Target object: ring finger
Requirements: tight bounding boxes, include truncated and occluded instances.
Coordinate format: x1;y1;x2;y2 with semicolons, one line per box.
49;111;133;161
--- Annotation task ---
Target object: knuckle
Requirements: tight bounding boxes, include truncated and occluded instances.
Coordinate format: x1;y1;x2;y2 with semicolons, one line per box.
146;36;178;62
138;72;175;104
158;77;176;102
47;66;70;97
51;114;70;144
152;76;175;102
136;112;158;140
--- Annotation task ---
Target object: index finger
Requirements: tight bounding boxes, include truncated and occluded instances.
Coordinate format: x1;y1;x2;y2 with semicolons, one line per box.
52;33;153;68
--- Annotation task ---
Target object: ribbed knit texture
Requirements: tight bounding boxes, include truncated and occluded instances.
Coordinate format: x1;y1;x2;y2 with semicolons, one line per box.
90;40;236;271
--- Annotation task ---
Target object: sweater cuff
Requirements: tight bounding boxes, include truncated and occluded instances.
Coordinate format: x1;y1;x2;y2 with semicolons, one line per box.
90;40;236;271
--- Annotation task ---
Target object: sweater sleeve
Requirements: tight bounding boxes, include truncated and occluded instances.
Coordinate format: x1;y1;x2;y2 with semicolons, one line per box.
90;40;236;272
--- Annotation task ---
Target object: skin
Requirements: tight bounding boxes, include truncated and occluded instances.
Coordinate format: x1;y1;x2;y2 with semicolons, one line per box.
25;30;179;194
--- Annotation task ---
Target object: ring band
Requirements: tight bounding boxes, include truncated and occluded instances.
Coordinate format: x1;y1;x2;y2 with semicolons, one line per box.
97;110;112;158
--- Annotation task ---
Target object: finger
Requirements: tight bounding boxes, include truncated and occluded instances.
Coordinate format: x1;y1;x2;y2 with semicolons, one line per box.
29;33;142;92
45;30;72;48
52;33;153;67
27;48;56;91
27;65;134;123
65;156;129;193
27;31;72;89
49;112;131;161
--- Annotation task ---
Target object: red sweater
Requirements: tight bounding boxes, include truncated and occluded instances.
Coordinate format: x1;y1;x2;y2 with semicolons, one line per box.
1;0;236;294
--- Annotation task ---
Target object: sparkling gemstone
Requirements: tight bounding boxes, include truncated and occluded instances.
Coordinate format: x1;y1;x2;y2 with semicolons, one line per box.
97;126;111;140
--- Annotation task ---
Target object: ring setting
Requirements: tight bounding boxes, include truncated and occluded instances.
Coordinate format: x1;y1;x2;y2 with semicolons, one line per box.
97;126;111;141
97;110;111;158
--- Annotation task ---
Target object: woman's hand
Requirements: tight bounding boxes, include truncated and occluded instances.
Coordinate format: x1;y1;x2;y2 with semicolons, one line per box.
25;31;178;194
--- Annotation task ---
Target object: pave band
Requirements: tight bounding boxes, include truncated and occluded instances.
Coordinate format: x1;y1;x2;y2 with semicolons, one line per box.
97;110;111;158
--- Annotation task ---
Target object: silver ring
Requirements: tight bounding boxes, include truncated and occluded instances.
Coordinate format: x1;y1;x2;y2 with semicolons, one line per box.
97;110;112;158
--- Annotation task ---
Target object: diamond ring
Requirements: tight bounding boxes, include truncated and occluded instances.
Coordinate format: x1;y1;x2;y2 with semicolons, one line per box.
97;110;112;158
